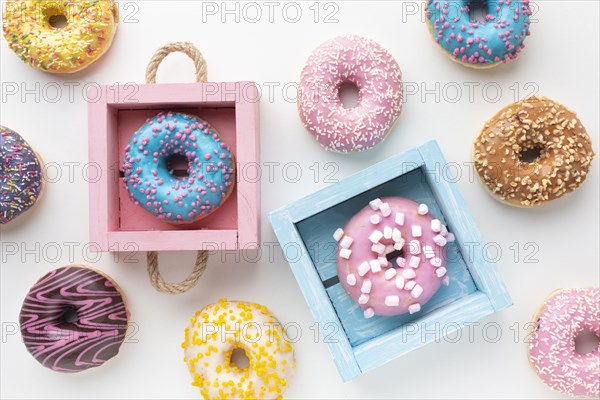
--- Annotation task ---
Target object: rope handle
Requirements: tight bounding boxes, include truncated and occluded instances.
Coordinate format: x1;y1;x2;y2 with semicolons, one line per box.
145;42;207;84
146;251;208;295
144;42;209;294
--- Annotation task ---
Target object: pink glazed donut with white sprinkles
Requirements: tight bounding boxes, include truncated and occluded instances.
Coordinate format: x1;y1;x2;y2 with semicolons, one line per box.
298;35;403;153
528;288;599;398
334;197;454;318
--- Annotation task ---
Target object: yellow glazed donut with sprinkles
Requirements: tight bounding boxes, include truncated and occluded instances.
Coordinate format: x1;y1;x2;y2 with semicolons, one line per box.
182;299;295;399
2;0;118;73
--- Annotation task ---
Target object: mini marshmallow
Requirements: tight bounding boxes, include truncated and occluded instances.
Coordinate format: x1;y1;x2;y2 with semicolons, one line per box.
408;303;421;314
446;233;456;242
364;307;375;319
358;294;369;305
380;202;392;217
411;284;423;299
441;224;449;236
339;249;352;259
430;257;443;267
402;269;416;279
433;234;447;247
385;245;395;255
392;228;402;243
418;203;429;215
405;280;417;290
370;214;382;225
396;257;407;267
369;230;384;244
409;240;421;255
378;256;388;268
423;245;435;259
436;267;447;278
340;236;354;249
384;268;397;280
358;261;370;276
361;280;372;294
383;226;393;239
442;276;450;286
369;259;382;273
394;239;405;251
409;256;421;268
395;212;405;226
346;274;357;286
371;243;386;255
333;228;344;242
369;198;382;210
395;276;405;289
431;219;442;233
412;225;422;238
385;296;400;307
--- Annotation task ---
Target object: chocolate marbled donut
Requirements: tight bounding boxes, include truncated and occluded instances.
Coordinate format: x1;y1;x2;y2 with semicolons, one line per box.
1;126;44;224
19;265;129;373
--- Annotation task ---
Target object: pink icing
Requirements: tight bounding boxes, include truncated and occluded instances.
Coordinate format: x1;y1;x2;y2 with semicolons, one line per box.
336;197;450;317
298;35;403;153
529;288;600;398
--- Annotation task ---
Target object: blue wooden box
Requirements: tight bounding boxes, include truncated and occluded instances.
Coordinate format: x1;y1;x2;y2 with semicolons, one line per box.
268;141;511;381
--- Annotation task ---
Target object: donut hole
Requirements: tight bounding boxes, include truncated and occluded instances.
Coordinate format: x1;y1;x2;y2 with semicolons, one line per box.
386;248;405;268
229;347;250;370
575;330;599;354
519;147;543;163
47;9;68;29
468;0;488;23
60;305;79;324
338;81;360;109
166;153;190;178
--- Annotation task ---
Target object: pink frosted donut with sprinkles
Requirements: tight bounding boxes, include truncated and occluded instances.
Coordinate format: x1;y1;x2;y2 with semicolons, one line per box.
298;35;403;153
334;197;454;318
426;0;532;68
528;288;599;398
123;112;235;223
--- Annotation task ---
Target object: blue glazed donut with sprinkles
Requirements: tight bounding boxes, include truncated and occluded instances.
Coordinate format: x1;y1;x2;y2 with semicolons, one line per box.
426;0;532;68
1;126;44;225
122;112;235;223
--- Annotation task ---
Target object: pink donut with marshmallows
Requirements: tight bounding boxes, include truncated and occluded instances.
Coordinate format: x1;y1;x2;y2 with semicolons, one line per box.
334;197;453;318
298;35;403;153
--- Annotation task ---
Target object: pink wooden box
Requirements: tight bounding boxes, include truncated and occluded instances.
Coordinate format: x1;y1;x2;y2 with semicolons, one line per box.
88;82;260;252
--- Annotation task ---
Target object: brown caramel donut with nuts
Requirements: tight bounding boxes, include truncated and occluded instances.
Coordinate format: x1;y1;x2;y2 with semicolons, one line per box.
473;97;595;207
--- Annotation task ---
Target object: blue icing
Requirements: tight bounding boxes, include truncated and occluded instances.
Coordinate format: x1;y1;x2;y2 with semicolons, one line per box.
427;0;531;66
123;112;235;223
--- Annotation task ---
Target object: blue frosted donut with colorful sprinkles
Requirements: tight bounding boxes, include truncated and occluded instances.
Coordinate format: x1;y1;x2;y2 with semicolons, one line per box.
1;126;44;225
426;0;532;68
122;112;235;223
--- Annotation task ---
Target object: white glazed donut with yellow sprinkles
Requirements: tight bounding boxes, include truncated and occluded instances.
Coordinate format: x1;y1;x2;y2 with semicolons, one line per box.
183;300;295;400
2;0;118;73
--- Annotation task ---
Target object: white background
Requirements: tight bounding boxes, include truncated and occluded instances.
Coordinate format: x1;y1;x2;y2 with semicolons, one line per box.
1;1;599;398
